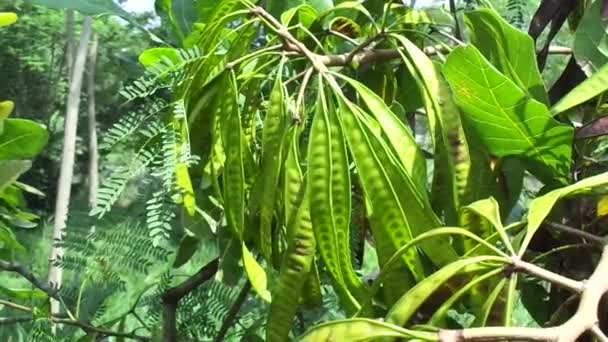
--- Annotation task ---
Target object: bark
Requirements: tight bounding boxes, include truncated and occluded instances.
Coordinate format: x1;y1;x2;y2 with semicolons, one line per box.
87;33;99;207
65;10;75;81
48;16;94;314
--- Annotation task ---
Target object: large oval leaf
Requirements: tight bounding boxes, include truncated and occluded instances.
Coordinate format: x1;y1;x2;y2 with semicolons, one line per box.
574;0;608;72
444;45;574;185
0;119;49;160
465;9;549;104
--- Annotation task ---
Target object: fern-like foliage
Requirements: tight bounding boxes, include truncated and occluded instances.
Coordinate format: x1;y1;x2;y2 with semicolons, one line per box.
56;213;173;315
506;0;525;29
100;99;169;151
120;48;203;102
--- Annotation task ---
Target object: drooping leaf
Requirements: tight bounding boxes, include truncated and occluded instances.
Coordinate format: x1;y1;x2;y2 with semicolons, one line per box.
0;224;25;255
574;0;608;72
308;79;364;313
385;256;501;327
460;197;514;255
0;12;17;27
256;63;289;261
429;268;503;326
335;73;428;195
519;172;608;254
222;76;245;238
173;235;200;268
298;318;434;342
551;62;608;115
0;161;32;192
0;101;13;119
331;77;458;303
242;243;271;303
0;119;49;161
391;35;474;224
465;9;549;104
267;191;315;341
443;45;574;185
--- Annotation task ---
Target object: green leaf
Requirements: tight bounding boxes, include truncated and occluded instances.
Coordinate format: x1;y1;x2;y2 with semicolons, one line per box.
461;197;514;255
429;268;503;326
0;12;17;27
267;191;315;341
242;243;271;303
443;45;574;185
473;278;507;326
0;224;25;254
574;0;608;72
173;235;200;268
298;318;434;342
154;0;197;42
0;161;31;192
0;101;14;120
391;35;474;224
551;62;608;115
0;119;49;161
308;78;364;313
256;63;288;261
138;48;179;67
385;256;501;327
26;0;131;18
335;74;428;195
519;172;608;255
465;9;549;104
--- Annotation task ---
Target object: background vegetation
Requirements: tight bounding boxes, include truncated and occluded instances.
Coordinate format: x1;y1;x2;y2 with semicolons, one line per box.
0;0;607;341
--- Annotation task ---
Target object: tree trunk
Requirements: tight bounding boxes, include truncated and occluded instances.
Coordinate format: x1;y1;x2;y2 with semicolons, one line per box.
48;16;93;314
87;33;99;208
65;10;75;81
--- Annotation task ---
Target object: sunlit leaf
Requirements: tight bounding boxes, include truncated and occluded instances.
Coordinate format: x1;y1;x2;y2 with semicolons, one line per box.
298;318;434;342
574;0;608;72
242;243;271;303
444;45;574;185
519;172;608;255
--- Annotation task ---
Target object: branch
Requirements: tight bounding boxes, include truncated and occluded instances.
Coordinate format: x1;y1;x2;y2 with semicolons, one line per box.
0;315;31;325
0;298;149;340
214;280;251;342
161;258;219;342
0;259;59;299
440;245;608;342
544;222;606;247
511;256;584;293
249;5;573;70
315;45;572;67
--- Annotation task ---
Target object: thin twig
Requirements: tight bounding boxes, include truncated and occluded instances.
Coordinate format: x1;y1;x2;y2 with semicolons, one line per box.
511;256;584;293
0;298;149;340
591;324;608;342
0;260;59;299
161;258;219;342
544;222;606;247
294;67;314;124
0;299;32;312
0;316;32;324
214;280;252;342
440;245;608;342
